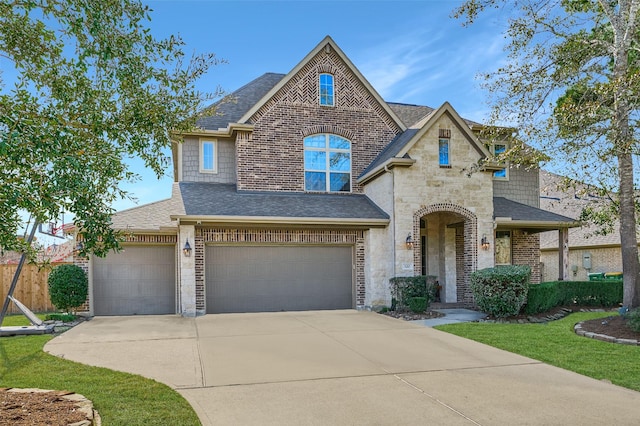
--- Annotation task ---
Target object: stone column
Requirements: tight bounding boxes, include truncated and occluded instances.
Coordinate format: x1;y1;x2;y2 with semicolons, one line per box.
179;224;196;317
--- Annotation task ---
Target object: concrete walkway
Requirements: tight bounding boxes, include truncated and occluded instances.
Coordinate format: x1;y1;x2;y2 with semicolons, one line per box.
412;308;487;327
45;310;640;425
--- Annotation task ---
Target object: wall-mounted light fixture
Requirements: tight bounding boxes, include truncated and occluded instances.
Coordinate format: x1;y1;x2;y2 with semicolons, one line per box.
183;239;192;257
405;233;414;250
480;235;490;250
75;241;84;252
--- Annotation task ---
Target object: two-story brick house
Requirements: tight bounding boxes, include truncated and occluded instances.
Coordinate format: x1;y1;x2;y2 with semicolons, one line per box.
82;36;577;316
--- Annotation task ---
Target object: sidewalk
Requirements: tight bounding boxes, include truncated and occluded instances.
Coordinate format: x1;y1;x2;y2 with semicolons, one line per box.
412;308;487;327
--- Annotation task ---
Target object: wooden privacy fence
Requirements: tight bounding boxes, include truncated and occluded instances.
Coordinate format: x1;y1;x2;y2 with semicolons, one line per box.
0;263;70;314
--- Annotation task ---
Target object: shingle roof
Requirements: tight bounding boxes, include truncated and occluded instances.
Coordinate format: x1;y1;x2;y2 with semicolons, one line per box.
358;129;419;178
493;197;577;223
538;170;621;249
196;73;286;130
110;183;184;231
387;102;483;128
178;182;389;220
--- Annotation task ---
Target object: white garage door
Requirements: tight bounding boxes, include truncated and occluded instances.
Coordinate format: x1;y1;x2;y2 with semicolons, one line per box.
206;245;353;313
93;245;176;315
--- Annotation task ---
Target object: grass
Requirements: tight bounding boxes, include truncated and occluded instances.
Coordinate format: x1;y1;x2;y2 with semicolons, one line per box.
435;311;640;392
1;314;201;425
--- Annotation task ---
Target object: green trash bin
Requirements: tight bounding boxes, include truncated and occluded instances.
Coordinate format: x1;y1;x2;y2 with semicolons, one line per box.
588;272;605;281
604;272;623;280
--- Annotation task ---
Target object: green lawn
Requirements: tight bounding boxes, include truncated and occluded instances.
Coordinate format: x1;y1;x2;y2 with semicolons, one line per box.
1;315;200;425
435;311;640;392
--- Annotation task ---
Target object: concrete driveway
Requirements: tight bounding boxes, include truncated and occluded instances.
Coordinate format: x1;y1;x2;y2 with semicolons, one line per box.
45;310;640;425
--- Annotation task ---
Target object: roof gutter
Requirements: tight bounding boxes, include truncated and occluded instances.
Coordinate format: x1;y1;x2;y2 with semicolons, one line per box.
494;217;581;229
357;158;416;185
174;122;254;138
171;214;389;228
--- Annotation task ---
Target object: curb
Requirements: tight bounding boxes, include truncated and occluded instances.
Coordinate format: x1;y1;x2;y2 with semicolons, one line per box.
574;322;639;346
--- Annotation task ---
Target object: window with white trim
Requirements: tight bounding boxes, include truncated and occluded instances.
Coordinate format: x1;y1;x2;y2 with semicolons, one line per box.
200;139;217;173
319;73;334;106
304;134;351;192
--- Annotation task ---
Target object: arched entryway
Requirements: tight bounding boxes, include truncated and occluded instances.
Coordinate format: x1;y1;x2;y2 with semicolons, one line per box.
413;204;477;304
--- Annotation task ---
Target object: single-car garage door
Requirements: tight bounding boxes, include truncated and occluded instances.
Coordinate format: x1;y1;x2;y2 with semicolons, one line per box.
93;245;176;315
206;245;353;313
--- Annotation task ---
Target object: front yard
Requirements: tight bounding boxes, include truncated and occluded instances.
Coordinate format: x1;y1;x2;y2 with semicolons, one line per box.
0;315;200;426
436;311;640;392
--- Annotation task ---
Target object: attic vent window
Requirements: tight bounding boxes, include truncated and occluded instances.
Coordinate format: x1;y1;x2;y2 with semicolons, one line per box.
439;129;451;138
319;73;334;106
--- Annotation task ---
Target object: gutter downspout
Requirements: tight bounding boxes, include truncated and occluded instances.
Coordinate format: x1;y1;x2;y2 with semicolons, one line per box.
384;164;396;278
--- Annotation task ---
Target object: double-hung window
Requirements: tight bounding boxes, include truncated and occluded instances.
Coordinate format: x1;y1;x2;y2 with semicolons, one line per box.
200;139;217;173
439;138;450;167
319;73;334;106
304;134;351;192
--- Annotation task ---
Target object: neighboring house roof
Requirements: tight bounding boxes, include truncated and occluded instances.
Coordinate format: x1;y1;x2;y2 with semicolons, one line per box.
196;73;285;130
173;182;389;227
494;196;578;230
110;183;184;232
539;170;621;249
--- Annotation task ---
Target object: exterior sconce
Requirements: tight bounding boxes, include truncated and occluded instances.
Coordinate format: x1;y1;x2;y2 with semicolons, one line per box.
405;234;414;250
75;241;84;252
480;235;490;250
183;239;192;257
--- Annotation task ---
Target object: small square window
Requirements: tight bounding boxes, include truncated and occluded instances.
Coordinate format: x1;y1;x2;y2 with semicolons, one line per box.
200;139;217;173
439;138;450;166
319;73;334;106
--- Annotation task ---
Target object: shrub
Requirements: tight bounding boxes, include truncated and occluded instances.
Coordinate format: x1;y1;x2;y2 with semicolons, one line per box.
627;308;640;333
48;264;88;313
45;313;76;322
470;265;531;318
408;297;427;313
524;280;623;315
390;275;438;311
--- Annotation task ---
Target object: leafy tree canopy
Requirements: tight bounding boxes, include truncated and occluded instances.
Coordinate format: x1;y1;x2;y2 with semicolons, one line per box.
455;0;640;307
0;0;223;258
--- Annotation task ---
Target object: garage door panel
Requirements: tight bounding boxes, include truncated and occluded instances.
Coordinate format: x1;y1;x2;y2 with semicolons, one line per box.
93;245;176;316
206;246;353;313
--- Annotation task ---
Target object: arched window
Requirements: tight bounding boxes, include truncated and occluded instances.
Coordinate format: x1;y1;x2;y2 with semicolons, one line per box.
304;134;351;192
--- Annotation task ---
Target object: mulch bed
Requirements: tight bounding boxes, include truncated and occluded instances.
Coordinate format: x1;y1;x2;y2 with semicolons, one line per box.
0;390;89;426
578;315;640;341
381;309;445;321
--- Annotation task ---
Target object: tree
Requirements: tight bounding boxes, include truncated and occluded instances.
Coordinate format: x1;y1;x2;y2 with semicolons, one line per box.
0;0;223;258
48;264;88;313
455;0;640;308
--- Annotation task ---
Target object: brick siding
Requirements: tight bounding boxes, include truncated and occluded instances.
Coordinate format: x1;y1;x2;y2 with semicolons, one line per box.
237;48;401;193
512;230;541;283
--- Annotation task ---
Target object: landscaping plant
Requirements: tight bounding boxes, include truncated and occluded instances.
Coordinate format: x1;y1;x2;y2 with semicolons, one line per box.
48;264;88;314
470;265;531;318
389;276;438;312
627;308;640;333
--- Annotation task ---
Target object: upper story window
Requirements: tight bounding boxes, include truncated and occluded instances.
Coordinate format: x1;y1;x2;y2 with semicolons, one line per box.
200;139;217;173
304;134;351;192
438;138;450;167
319;73;334;106
492;143;508;179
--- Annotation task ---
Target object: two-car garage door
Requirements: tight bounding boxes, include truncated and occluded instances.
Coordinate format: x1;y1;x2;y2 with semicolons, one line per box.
206;245;354;313
92;245;176;316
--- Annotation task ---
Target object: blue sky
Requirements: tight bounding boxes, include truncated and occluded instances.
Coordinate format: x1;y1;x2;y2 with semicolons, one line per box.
115;0;510;211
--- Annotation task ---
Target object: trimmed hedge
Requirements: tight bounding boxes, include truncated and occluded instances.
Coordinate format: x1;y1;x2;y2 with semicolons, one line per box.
524;280;623;315
470;265;531;318
390;275;438;312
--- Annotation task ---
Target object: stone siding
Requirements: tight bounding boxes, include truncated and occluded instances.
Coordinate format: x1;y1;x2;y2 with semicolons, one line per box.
181;137;236;183
237;47;401;193
493;166;540;207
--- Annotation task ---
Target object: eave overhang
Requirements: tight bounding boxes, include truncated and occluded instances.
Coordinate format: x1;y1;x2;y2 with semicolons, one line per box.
494;217;581;232
171;215;389;229
357;158;416;184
